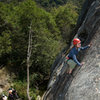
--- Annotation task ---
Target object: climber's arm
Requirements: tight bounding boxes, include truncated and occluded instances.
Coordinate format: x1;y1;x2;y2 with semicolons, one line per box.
80;45;90;50
72;54;81;66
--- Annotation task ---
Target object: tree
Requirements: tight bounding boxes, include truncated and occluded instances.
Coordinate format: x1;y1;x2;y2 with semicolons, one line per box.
0;0;63;98
27;23;32;100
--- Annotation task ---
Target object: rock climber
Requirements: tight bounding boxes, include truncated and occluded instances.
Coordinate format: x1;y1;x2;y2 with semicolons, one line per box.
8;89;14;100
8;88;19;100
66;38;91;74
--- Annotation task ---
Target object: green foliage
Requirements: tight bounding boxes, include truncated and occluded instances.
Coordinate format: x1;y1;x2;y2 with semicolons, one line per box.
0;30;12;56
13;80;40;100
0;0;63;99
68;0;85;7
7;0;62;72
34;0;85;12
13;81;27;100
35;0;68;8
51;3;78;44
67;0;85;13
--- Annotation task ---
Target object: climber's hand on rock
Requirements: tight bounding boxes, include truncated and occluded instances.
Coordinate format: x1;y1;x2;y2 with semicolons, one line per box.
88;44;91;47
80;62;85;66
88;43;92;47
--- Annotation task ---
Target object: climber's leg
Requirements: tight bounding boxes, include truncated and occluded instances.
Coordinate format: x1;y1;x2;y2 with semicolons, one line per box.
67;59;77;74
69;68;73;74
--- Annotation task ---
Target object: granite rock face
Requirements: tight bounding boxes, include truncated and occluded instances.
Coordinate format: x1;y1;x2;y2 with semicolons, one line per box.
43;0;100;100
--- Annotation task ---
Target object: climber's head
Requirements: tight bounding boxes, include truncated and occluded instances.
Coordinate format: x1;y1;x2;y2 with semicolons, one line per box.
9;90;12;94
73;38;81;48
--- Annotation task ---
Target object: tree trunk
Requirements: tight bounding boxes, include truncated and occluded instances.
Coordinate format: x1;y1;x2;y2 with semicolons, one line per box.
27;23;32;100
